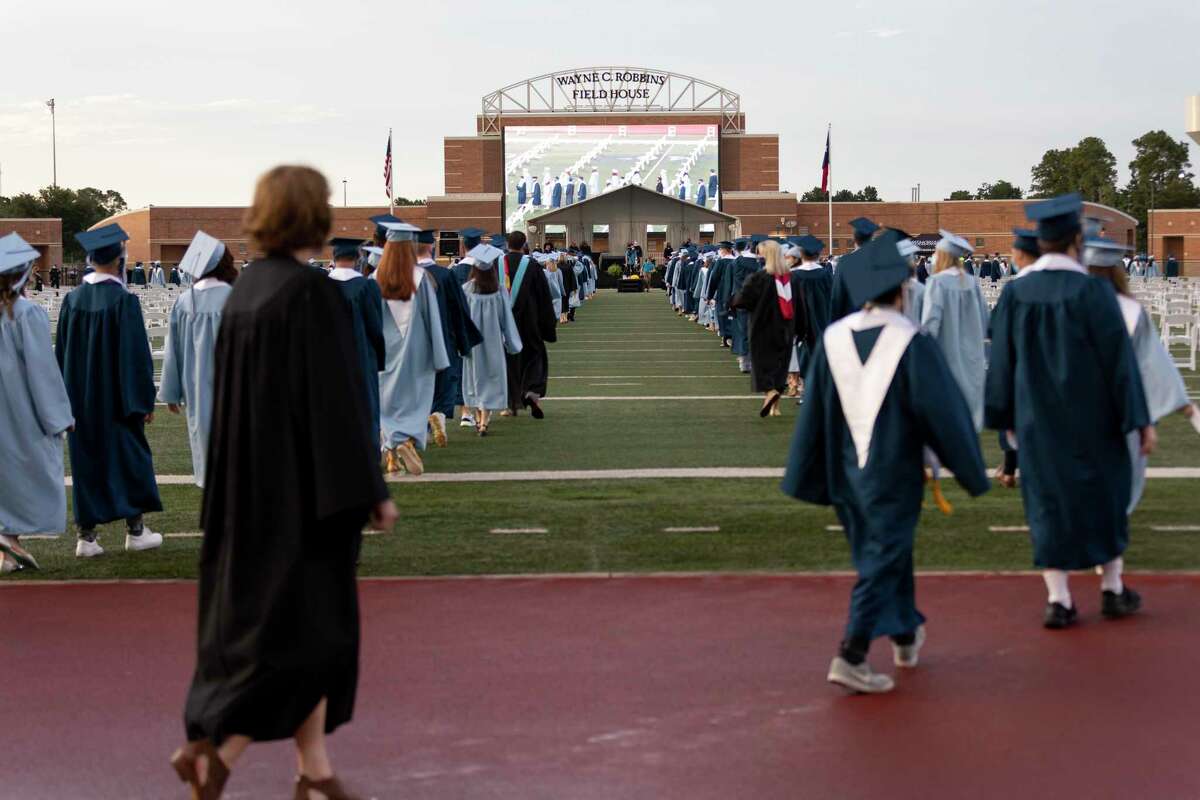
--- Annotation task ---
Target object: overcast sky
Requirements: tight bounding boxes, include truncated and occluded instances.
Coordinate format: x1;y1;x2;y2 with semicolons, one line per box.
3;0;1198;209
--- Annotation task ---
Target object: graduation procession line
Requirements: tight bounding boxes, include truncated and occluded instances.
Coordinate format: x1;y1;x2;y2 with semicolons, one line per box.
59;466;1200;487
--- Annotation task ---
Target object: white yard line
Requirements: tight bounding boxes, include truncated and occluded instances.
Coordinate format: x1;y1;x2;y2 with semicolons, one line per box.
490;527;549;534
663;526;720;533
989;525;1030;532
1150;525;1200;531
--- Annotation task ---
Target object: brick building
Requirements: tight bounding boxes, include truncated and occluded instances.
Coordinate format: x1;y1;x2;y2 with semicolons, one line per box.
1149;209;1200;275
86;68;1145;267
0;218;63;274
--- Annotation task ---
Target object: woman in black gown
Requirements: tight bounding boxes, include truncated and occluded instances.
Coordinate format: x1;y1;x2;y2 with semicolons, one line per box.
170;165;397;800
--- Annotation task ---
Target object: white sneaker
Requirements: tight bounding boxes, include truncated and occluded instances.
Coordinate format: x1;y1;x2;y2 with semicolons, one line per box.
76;538;105;558
1;553;21;573
893;625;927;668
125;527;163;552
827;656;895;694
460;414;475;428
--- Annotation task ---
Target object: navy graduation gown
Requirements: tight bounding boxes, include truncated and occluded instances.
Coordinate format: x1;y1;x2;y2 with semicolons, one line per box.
427;262;484;416
55;281;161;527
783;311;988;640
790;267;834;377
984;261;1149;569
532;182;542;206
331;276;386;433
551;182;563;208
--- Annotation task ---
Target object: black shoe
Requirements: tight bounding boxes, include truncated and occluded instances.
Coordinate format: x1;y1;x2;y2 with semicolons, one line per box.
523;395;545;420
1101;587;1142;619
1043;602;1078;630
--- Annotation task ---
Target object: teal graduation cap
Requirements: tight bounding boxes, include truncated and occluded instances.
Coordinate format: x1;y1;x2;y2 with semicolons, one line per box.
459;228;485;248
796;234;825;255
75;223;129;265
1012;228;1040;256
849;217;879;241
844;231;912;308
489;234;507;249
1025;192;1083;241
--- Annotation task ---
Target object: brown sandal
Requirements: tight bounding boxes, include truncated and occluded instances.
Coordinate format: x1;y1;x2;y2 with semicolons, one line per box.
170;740;230;799
294;774;362;800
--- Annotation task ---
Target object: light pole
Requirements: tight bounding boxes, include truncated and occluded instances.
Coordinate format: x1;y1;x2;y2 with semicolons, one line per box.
342;179;347;207
46;99;56;187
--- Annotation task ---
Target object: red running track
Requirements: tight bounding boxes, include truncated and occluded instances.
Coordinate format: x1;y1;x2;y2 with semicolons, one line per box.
3;574;1198;799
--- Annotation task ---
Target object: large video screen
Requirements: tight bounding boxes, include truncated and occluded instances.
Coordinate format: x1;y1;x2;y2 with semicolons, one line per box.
502;124;720;234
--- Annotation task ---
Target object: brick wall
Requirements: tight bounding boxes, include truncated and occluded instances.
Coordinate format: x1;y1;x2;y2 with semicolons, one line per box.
722;192;798;236
0;217;63;273
720;135;779;192
1149;209;1200;276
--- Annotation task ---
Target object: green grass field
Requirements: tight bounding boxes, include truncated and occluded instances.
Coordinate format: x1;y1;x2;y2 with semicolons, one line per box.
15;289;1200;581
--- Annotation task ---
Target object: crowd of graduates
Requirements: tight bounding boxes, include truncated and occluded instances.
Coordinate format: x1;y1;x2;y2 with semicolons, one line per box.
663;194;1199;694
0;165;607;799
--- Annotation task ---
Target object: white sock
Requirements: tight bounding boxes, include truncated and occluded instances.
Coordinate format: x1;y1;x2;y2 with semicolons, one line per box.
1043;570;1072;608
1100;557;1124;594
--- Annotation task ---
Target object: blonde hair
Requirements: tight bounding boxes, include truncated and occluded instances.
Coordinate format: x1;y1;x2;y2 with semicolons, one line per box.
932;248;968;285
760;240;787;277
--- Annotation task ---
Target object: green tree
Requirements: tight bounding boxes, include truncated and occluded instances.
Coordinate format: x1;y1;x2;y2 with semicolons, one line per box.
1068;137;1118;204
1119;130;1200;249
1029;148;1076;198
831;189;858;202
946;189;974;200
799;187;828;202
857;185;881;202
0;185;128;261
976;180;1024;200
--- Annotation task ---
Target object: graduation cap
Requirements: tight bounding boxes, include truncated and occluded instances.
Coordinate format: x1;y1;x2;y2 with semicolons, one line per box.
0;232;41;291
935;229;973;258
466;243;503;265
178;231;227;280
369;213;403;239
750;234;768;246
489;234;507;249
1081;236;1128;268
717;240;735;250
844;231;912;308
416;229;437;245
734;237;750;250
796;234;825;256
379;221;421;242
459;227;485;249
75;223;129;265
328;237;364;261
1025;192;1082;241
849;217;879;242
1012;228;1040;256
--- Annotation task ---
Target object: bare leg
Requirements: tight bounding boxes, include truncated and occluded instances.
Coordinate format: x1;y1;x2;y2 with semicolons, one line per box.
295;698;334;783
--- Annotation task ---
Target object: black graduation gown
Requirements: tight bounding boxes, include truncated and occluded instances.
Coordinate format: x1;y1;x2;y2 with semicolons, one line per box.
331;276;386;433
732;270;803;393
55;281;162;528
503;253;558;408
427;263;484;416
790;267;834;378
782;318;989;640
984;267;1149;569
560;257;579;300
185;257;388;745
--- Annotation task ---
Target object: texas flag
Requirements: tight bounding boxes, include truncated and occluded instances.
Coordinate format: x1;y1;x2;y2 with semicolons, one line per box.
820;128;831;193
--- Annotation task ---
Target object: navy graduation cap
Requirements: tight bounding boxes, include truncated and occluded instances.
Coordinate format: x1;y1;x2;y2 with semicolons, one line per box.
1025;192;1082;241
718;240;735;249
489;233;507;249
750;234;768;245
734;237;750;249
459;227;485;248
329;237;364;260
796;234;825;255
416;229;437;245
369;213;403;239
1012;228;1040;256
844;231;911;308
75;223;129;265
849;217;880;240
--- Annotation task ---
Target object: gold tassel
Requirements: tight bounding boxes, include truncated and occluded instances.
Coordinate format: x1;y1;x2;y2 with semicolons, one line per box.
923;468;954;515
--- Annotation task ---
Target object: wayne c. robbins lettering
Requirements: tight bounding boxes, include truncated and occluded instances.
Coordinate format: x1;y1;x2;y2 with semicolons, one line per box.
555;70;668;101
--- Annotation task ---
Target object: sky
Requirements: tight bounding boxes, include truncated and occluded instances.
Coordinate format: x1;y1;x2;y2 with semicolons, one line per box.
3;0;1198;209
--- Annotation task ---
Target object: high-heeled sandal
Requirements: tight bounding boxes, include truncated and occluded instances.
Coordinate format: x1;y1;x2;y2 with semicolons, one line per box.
293;774;362;800
170;740;230;799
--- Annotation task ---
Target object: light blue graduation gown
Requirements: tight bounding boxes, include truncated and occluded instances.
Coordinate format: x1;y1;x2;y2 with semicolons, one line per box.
1118;297;1189;513
0;298;74;534
570;263;586;308
544;267;564;317
921;269;989;430
158;282;232;487
379;273;449;451
462;282;523;411
903;278;925;327
150;266;166;287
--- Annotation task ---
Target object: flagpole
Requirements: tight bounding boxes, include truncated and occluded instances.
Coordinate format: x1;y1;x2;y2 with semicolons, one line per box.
826;124;833;255
388;127;394;215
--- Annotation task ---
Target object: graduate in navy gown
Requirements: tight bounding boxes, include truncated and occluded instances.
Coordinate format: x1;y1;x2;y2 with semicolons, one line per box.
418;228;482;447
993;229;1040;488
0;234;74;573
327;236;385;443
451;228;485;288
786;235;834;397
705;241;736;347
985;194;1152;629
730;237;762;372
829;216;880;322
782;230;989;694
56;224;163;557
158;232;236;488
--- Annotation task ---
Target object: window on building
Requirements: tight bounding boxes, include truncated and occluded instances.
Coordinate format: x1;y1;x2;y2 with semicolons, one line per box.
975;237;985;248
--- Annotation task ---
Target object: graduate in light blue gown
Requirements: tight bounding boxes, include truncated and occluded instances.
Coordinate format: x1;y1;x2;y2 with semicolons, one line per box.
375;222;450;476
541;253;565;318
461;245;523;434
149;261;166;287
0;234;74;572
921;230;990;430
158;232;235;488
1082;236;1197;514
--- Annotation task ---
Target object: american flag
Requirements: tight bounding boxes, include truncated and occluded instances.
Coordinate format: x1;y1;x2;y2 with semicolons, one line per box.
383;129;393;202
820;128;831;193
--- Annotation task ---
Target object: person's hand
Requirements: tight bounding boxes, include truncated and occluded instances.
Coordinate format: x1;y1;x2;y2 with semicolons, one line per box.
370;499;399;532
1139;425;1158;456
167;403;181;414
145;413;155;424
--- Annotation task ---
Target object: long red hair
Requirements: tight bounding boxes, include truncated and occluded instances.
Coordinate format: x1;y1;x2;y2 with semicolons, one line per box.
376;240;417;301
